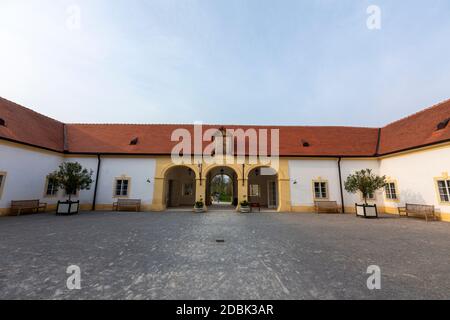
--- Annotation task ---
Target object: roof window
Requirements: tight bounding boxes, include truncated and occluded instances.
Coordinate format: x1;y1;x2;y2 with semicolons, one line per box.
0;118;5;126
301;140;310;147
436;118;449;131
130;137;139;145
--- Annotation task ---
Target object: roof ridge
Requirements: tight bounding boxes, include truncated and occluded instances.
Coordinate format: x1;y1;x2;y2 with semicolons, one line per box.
66;122;379;129
382;97;450;128
0;96;63;126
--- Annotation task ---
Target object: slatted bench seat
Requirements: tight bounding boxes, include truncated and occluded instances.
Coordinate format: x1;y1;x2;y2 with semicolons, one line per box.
314;201;339;214
113;199;141;212
398;203;436;222
11;200;47;216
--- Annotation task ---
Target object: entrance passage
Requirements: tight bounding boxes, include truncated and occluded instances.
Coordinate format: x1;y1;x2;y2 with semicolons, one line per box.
206;167;238;211
164;166;196;209
247;167;279;210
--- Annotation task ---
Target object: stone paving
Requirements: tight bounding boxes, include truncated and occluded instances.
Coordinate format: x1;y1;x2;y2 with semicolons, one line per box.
0;211;449;299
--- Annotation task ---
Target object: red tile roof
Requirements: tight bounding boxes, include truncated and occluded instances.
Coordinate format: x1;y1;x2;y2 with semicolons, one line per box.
1;96;449;157
66;124;380;156
0;97;64;152
378;99;450;155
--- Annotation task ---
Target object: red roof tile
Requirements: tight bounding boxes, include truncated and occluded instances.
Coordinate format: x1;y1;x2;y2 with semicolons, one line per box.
379;99;450;154
0;97;64;152
1;96;449;157
66;124;380;156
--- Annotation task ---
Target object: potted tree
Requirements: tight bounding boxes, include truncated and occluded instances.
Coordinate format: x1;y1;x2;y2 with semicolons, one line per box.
48;162;93;215
240;195;251;213
344;169;386;219
194;196;205;213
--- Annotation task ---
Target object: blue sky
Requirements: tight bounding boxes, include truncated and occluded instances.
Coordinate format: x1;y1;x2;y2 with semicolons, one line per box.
1;0;449;126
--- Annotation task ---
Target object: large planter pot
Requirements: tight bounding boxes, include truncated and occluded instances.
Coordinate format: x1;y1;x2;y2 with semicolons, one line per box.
240;206;251;213
56;200;80;215
355;203;378;219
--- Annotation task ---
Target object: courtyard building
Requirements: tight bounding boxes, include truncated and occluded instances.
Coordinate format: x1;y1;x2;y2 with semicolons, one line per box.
0;96;449;221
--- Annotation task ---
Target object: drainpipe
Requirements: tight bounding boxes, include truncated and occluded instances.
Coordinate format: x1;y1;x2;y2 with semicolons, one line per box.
92;154;101;211
338;157;345;213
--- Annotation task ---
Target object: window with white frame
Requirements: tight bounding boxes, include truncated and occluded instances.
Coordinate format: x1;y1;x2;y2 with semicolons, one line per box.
385;182;398;200
45;177;58;196
436;179;450;203
314;181;328;199
249;184;260;197
115;179;129;197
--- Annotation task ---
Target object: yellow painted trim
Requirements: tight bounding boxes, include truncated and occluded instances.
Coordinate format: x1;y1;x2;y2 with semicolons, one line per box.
0;171;7;200
0;139;61;156
384;178;400;203
113;175;132;198
290;205;316;213
379;141;450;160
312;178;329;200
383;206;450;222
63;154;98;159
42;176;58;199
434;173;450;206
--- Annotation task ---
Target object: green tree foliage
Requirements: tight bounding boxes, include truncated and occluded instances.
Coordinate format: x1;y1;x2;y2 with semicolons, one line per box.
210;174;233;202
344;169;387;204
48;162;93;201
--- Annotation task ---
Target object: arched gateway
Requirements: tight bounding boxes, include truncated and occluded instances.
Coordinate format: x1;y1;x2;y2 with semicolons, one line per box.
247;166;279;210
205;166;239;211
163;165;198;209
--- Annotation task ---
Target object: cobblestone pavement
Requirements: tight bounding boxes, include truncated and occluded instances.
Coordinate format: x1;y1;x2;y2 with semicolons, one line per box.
0;211;449;299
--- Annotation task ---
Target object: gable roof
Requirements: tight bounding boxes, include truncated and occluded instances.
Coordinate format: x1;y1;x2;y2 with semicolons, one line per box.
1;96;449;157
378;99;450;155
0;97;64;152
65;124;380;156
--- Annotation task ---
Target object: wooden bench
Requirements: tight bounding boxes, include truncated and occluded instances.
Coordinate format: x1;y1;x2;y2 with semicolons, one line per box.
398;203;436;222
314;201;339;214
113;199;141;212
11;200;47;216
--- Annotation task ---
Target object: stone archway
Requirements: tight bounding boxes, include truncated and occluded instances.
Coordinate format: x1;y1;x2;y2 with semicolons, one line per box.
247;166;279;210
205;166;239;210
163;165;198;209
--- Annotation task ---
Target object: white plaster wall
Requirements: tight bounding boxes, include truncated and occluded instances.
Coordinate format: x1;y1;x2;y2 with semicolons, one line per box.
0;145;157;210
340;159;383;207
289;158;382;209
96;157;156;206
64;156;99;204
288;159;341;207
379;146;450;213
0;142;63;208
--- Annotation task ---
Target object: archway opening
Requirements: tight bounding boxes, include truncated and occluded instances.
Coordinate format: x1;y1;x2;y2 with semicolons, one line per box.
247;167;279;210
164;166;196;209
206;167;238;211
